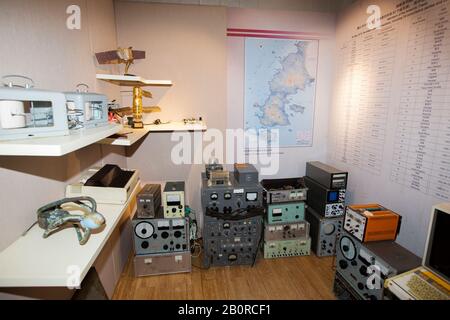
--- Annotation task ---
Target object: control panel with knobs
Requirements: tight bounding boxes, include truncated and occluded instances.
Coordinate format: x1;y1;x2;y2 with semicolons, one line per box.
336;230;421;300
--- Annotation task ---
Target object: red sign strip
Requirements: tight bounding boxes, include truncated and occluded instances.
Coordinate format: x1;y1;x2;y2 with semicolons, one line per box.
227;33;320;40
227;28;322;37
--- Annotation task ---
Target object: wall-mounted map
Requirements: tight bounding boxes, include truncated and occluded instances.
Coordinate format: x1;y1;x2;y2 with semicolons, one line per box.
244;38;319;147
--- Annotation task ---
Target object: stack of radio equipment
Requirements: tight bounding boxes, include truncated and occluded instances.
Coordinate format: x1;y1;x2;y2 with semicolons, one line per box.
261;177;311;259
201;163;264;267
304;161;348;257
334;203;421;300
132;181;192;277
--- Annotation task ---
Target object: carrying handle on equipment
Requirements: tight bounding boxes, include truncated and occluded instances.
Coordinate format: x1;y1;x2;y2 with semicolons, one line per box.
76;83;89;93
2;75;34;89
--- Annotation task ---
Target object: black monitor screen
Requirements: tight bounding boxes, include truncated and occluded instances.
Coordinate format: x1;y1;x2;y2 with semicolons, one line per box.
426;209;450;282
327;191;338;202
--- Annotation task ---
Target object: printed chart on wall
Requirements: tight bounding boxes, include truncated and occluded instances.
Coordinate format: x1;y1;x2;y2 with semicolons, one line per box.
244;37;319;148
331;0;450;202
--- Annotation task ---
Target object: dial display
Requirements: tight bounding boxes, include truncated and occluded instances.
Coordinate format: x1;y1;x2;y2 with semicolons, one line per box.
210;193;218;200
340;236;356;261
135;221;154;239
246;192;258;201
323;223;336;235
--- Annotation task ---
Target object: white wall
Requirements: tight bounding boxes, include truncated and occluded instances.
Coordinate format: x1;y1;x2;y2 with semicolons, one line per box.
0;0;126;252
328;0;450;256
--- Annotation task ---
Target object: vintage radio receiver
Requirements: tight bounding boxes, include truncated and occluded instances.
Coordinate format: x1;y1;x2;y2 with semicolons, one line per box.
64;88;109;129
201;175;263;215
203;209;263;267
136;184;161;218
264;238;311;259
264;221;309;241
306;161;348;189
304;176;345;217
203;210;263;238
0;85;69;140
134;251;191;277
234;163;259;186
204;237;260;267
261;177;308;204
132;214;189;255
305;207;343;257
162;181;185;218
65;164;139;204
267;202;305;224
344;204;402;242
336;231;421;300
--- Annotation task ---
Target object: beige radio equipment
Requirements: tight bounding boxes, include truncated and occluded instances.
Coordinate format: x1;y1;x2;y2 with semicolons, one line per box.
66;164;139;204
162;181;185;218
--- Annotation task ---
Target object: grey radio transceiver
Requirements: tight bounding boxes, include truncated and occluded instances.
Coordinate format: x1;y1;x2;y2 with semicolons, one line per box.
336;231;421;300
133;214;189;255
305;206;343;257
201;174;263;214
203;209;263;267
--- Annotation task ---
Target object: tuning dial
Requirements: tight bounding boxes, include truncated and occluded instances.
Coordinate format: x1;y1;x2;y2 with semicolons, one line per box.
360;265;368;276
339;260;348;270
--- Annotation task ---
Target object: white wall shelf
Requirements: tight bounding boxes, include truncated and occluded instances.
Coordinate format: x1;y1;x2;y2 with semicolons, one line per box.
0;182;140;287
0;124;122;157
96;74;172;87
99;121;207;146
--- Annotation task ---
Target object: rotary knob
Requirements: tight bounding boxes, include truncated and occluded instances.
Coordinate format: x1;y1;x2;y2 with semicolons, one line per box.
360;265;368;276
339;260;348;270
